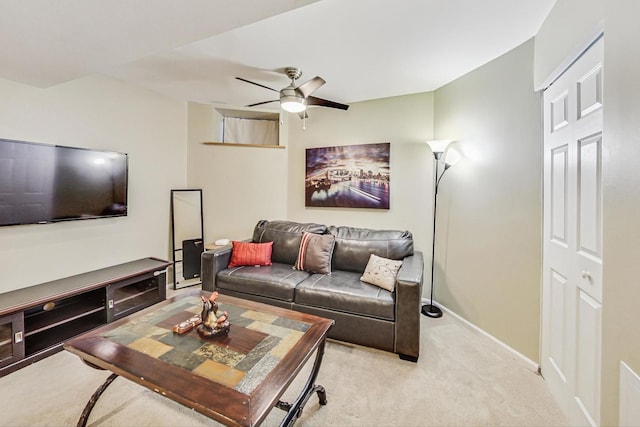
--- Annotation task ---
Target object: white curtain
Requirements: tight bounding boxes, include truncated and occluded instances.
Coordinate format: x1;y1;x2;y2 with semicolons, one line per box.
223;117;278;145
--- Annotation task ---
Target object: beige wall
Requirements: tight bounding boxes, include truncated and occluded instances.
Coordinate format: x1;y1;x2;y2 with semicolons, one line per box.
286;92;435;262
433;39;542;362
0;75;187;292
601;2;640;425
533;0;603;89
186;102;289;242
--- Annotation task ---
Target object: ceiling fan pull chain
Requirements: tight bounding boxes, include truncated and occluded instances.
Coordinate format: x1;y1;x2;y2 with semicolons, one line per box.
303;114;306;130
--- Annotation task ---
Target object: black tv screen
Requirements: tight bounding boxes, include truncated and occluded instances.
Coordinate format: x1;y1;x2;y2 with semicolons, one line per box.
0;138;128;226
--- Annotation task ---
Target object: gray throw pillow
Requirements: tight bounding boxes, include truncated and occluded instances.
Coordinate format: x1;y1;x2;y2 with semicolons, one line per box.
293;232;336;274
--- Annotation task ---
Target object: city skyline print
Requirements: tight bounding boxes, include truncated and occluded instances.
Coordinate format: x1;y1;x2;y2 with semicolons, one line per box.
305;142;390;209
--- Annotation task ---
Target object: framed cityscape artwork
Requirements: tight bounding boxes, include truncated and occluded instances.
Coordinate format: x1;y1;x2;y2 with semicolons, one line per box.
305;142;390;209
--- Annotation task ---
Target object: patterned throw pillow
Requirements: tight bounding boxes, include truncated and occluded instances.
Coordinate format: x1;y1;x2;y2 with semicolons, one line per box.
228;241;273;267
293;232;336;274
360;254;403;291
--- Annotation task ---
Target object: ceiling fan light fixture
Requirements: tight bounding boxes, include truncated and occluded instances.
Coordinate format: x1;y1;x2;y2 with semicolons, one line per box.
281;95;306;113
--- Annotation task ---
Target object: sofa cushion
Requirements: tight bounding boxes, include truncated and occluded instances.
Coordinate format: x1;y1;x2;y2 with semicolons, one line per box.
216;262;310;302
227;240;273;267
295;270;395;321
252;220;328;265
329;226;414;273
294;232;336;274
360;254;403;292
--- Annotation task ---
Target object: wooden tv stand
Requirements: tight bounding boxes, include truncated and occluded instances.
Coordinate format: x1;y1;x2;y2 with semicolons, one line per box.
0;257;171;377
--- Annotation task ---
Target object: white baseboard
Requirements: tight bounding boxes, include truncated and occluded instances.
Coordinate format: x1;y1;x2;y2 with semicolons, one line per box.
422;298;539;372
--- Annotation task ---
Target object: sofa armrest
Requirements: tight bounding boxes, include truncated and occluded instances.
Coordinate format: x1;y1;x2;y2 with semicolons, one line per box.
201;245;233;292
394;251;424;360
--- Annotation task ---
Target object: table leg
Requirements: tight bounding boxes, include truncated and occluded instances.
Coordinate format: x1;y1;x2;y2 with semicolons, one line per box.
277;338;329;427
77;373;119;427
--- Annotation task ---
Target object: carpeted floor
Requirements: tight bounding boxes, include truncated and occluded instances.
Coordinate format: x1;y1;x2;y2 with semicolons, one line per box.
0;302;568;426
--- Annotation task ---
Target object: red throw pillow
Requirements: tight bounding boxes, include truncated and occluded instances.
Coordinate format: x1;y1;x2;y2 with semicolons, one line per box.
228;241;273;267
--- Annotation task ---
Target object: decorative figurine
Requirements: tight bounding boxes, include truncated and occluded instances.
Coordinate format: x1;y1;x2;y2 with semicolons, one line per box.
197;291;230;337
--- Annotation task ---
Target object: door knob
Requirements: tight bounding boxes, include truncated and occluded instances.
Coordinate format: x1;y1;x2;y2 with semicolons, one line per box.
581;270;592;281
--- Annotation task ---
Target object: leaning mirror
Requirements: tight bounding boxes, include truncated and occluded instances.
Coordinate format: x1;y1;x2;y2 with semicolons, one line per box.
170;189;204;289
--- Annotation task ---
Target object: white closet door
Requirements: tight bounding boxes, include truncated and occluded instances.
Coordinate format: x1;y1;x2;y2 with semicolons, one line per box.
542;36;603;426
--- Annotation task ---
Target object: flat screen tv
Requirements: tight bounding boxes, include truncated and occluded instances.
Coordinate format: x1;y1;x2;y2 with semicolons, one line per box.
0;138;128;226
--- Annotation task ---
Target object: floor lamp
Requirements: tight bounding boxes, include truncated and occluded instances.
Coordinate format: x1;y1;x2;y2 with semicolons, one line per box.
421;140;460;318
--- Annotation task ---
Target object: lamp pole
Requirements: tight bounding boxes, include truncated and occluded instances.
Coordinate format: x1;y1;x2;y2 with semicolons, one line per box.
422;140;459;318
422;151;445;318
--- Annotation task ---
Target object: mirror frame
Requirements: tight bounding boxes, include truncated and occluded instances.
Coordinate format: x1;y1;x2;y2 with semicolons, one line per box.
170;189;204;290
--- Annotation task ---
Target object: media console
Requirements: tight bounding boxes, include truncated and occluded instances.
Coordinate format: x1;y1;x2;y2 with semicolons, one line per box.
0;257;171;377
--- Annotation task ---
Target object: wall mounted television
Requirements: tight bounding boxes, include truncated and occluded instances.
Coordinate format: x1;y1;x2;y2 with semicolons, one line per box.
0;138;128;227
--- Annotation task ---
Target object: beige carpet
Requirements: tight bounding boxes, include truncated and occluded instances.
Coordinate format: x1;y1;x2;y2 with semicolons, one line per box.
0;310;568;426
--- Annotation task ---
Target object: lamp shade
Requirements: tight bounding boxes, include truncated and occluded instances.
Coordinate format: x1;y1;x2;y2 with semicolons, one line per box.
444;148;461;167
280;86;307;113
425;139;452;155
281;96;306;113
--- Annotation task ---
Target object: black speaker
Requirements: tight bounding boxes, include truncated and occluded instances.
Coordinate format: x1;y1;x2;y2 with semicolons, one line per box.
182;239;203;279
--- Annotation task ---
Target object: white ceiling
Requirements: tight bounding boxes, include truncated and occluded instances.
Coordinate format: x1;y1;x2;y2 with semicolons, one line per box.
0;0;556;111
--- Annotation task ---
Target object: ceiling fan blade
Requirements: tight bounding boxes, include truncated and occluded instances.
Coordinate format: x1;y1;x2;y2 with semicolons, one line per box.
306;96;349;110
297;76;326;98
236;77;279;93
245;100;279;107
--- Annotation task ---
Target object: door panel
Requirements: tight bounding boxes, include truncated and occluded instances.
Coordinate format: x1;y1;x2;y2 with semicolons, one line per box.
576;133;603;302
551;146;569;245
575;289;601;425
549;269;569;382
577;134;602;259
577;65;603;119
551;91;570;132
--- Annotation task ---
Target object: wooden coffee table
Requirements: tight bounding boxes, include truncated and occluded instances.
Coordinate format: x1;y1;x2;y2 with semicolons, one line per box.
64;290;334;427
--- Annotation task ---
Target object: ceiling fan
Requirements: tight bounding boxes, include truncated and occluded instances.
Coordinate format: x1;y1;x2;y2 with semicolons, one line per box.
236;67;349;117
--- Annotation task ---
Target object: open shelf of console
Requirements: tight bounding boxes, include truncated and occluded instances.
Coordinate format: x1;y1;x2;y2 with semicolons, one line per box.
0;257;171;377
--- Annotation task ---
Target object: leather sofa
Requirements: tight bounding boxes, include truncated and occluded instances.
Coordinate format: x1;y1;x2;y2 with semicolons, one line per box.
201;220;424;361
